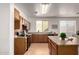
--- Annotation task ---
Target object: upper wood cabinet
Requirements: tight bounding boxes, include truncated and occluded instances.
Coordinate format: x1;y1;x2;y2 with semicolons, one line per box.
14;16;22;30
14;19;20;29
19;16;23;30
14;8;20;29
14;8;20;20
14;8;31;30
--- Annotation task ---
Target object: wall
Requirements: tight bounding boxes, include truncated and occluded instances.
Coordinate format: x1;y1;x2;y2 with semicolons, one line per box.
29;17;79;33
14;4;79;34
15;3;79;32
0;3;10;55
9;3;14;55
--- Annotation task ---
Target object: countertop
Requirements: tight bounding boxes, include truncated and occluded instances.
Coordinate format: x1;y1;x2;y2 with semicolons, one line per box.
14;36;27;39
28;32;49;34
14;34;32;39
48;36;78;45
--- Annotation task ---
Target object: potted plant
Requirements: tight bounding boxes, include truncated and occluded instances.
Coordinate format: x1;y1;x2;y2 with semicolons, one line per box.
60;32;66;40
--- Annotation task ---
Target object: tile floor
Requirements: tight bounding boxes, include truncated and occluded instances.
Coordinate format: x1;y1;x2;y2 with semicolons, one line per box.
24;43;49;55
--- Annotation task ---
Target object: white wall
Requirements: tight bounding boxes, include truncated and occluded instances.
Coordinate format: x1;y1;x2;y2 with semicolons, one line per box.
9;3;14;55
29;17;79;33
0;3;10;55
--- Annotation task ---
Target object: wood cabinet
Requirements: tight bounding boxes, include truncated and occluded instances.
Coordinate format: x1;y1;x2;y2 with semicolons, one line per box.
48;39;57;55
14;8;20;29
14;8;20;20
14;16;23;30
14;37;27;55
48;39;52;54
19;16;23;30
27;35;32;49
48;38;78;55
58;45;78;55
14;8;31;55
14;19;20;29
32;34;38;43
14;8;31;30
32;34;48;43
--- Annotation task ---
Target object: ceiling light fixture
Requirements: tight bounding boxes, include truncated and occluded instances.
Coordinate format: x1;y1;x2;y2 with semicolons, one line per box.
40;3;51;14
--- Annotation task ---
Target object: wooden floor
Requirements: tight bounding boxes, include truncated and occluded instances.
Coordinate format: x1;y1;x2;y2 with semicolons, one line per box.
24;43;49;55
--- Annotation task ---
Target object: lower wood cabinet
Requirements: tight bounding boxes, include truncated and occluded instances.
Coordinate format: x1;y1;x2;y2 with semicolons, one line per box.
48;39;52;54
32;34;48;43
14;37;27;55
58;45;78;55
32;34;39;43
48;39;57;55
27;35;32;50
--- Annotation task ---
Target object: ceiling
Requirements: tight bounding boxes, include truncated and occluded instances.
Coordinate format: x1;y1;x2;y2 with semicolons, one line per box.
15;3;79;17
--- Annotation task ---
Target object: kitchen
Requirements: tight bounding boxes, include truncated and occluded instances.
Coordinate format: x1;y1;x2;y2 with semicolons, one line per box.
14;3;79;55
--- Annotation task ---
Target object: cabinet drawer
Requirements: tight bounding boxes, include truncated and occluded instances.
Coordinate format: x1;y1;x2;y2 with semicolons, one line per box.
51;47;57;55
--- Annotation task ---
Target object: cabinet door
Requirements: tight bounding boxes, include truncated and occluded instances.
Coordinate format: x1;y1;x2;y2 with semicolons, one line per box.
48;39;57;55
32;34;39;43
25;38;27;51
14;38;26;55
51;41;57;55
38;34;48;43
51;45;57;55
48;39;52;55
43;34;48;43
14;8;20;20
58;45;78;55
19;16;23;30
38;35;43;43
32;34;48;43
14;19;20;29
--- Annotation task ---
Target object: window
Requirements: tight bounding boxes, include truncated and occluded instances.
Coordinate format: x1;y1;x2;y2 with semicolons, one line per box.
36;21;48;32
60;21;76;36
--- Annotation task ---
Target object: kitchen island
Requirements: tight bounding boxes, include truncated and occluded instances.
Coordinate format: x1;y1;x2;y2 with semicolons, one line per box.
48;36;78;55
